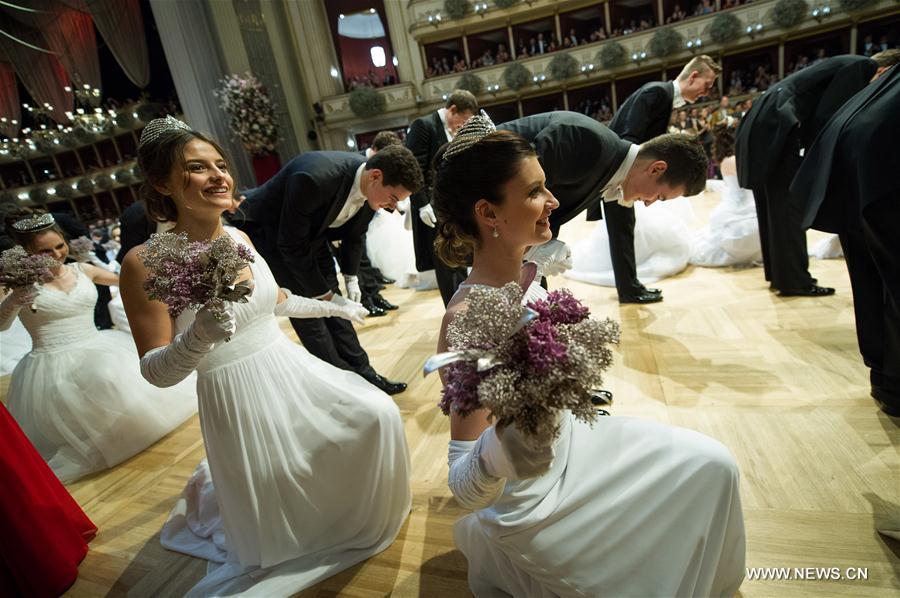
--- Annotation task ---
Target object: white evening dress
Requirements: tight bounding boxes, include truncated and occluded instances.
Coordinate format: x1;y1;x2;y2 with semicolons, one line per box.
160;227;412;596
0;317;31;375
690;176;763;267
4;263;197;482
565;197;695;287
366;205;438;290
809;234;843;260
449;286;746;597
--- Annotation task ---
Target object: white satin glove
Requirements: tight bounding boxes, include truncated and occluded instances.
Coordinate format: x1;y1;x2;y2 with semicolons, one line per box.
275;288;367;324
447;433;507;510
139;305;235;387
524;239;573;278
419;203;437;228
343;274;361;303
0;286;39;330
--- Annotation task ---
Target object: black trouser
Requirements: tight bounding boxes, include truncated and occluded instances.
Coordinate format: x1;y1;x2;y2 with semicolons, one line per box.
246;225;376;379
752;142;813;292
839;198;900;394
600;200;643;300
93;284;112;329
357;251;383;302
434;257;468;307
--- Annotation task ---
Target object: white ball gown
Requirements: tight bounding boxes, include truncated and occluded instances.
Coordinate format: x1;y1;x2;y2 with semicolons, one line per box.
809;234;843;260
366;204;438;290
161;227;412;596
5;263;197;482
453;412;746;597
565;197;695;287
0;317;31;375
690;176;763;267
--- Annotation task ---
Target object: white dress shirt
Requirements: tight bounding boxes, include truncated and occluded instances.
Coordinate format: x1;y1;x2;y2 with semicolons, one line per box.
437;108;454;142
672;80;686;109
330;164;368;229
601;143;641;208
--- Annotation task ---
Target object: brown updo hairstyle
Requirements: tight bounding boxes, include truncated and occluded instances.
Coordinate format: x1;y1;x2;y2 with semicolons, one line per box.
431;130;536;268
3;207;68;250
137;128;236;223
712;124;735;164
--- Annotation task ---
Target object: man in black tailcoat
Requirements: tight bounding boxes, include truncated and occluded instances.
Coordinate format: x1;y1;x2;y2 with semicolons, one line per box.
791;55;900;416
498;111;708;282
735;54;882;296
406;90;478;306
586;55;721;303
237;146;423;395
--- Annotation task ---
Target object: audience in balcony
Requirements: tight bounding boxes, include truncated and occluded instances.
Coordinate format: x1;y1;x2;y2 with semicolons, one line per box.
574;96;613;123
346;68;399;90
694;0;716;16
666;4;688;24
861;34;894;57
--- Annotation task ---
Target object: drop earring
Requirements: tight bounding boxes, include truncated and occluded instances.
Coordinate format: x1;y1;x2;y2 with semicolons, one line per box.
491;226;500;238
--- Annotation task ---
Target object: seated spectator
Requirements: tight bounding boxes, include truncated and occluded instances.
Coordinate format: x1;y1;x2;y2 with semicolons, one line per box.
496;43;511;63
481;49;495;67
811;48;827;65
667;4;687;23
862;35;876;57
567;28;579;46
695;0;715;16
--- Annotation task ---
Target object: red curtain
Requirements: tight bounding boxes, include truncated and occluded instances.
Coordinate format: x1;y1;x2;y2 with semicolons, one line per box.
0;62;19;137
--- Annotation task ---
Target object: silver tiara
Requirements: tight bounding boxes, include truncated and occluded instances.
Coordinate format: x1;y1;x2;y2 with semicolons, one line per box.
139;115;192;148
12;212;55;232
442;111;497;163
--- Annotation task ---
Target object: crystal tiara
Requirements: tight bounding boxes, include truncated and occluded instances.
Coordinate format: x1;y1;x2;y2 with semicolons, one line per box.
12;212;55;232
442;111;497;163
139;115;192;148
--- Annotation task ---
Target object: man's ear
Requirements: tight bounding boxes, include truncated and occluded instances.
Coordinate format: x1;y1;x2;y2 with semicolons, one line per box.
649;160;669;176
367;168;383;183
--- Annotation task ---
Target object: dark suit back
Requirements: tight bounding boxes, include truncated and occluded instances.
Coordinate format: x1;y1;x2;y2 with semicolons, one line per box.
239;151;374;296
793;64;900;232
735;55;876;189
498;111;631;230
609;81;675;144
405;111;446;272
116;201;156;263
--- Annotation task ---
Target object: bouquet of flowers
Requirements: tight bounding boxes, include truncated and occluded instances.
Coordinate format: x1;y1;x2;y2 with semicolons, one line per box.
67;236;95;262
426;282;620;447
215;72;279;155
0;245;58;312
140;232;255;336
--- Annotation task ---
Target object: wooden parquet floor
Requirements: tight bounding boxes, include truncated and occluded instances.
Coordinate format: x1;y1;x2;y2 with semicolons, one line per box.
2;189;897;597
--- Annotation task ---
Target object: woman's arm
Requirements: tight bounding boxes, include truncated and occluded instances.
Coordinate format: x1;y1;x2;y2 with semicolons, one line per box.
119;246;174;356
81;263;120;287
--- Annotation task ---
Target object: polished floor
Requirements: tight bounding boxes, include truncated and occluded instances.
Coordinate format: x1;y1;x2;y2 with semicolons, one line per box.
2;188;897;597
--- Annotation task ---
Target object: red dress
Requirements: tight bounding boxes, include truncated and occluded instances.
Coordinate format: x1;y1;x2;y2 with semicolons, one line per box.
0;403;96;597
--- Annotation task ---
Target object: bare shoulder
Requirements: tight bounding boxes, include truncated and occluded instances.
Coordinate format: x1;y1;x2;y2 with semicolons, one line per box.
120;243;148;276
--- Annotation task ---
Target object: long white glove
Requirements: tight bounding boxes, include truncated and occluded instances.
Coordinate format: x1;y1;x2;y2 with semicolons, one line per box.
447;424;555;510
343;274;361;303
0;286;39;331
419;203;437;228
139;306;235;387
524;239;573;277
275;287;367;324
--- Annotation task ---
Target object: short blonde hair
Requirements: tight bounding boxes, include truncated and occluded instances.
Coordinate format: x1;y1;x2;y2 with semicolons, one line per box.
678;55;722;80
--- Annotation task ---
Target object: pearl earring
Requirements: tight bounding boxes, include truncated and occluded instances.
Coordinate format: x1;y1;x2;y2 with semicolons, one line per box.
491;226;500;238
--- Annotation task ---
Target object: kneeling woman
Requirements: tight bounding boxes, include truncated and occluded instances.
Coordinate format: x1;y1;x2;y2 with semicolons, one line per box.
0;209;197;482
433;116;746;597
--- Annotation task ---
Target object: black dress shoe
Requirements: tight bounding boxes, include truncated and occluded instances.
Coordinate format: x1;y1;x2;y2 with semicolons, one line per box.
619;290;664;304
375;274;395;285
590;390;613;406
372;294;399;311
640;286;661;296
777;284;835;297
361;297;387;317
366;373;407;395
872;385;900;417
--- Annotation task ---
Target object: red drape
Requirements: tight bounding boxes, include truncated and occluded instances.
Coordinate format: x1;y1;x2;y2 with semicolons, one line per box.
0;61;20;137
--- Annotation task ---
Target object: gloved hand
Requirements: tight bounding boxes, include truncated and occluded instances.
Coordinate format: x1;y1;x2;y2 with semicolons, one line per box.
481;423;555;480
419;203;437;228
523;239;573;277
140;305;236;387
343;274;361;303
275;288;367;324
0;285;40;330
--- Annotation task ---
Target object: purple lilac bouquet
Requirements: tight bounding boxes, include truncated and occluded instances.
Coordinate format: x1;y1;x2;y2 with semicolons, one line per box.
428;282;620;447
67;236;95;262
140;232;255;328
0;245;58;312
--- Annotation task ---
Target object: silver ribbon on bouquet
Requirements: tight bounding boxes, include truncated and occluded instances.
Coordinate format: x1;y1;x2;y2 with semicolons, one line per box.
423;306;539;376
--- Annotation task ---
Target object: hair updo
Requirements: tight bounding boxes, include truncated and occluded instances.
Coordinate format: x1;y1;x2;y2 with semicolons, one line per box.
137;128;234;223
431;130;535;268
2;207;67;250
712;125;735;164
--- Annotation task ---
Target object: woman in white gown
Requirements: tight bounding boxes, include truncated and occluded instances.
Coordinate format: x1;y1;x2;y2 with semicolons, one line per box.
431;117;746;597
566;197;695;287
690;127;762;267
0;211;197;482
366;199;438;290
119;118;411;596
